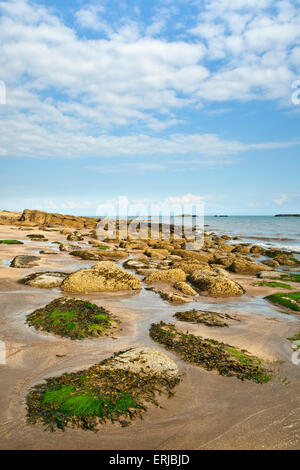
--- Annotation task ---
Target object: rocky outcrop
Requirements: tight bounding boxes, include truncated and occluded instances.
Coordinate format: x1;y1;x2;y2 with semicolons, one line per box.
0;210;22;225
189;271;244;296
61;261;141;293
18;209;99;229
144;268;186;284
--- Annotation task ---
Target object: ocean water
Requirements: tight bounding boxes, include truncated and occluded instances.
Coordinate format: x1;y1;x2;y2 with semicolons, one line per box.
203;216;300;253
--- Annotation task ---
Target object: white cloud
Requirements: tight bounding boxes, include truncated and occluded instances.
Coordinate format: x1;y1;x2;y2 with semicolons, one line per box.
0;0;299;161
274;193;289;205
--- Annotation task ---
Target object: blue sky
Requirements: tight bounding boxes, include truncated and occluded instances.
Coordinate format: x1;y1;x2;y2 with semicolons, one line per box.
0;0;300;215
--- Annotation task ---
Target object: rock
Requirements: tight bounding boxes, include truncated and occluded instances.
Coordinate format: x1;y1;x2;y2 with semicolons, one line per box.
273;254;299;266
171;260;213;275
262;259;280;268
67;233;84;241
102;347;179;378
10;255;40;268
70;250;103;260
61;261;142;293
148;287;191;305
59;243;78;252
19;209;99;229
20;272;69;288
213;255;236;267
119;240;148;250
144;248;169;260
250;245;264;254
171;249;212;263
123;259;148;270
97;250;128;260
229;259;271;275
232;245;251;254
70;249;128;261
257;271;283;279
173;281;197;296
189;272;244;296
144;268;186;284
219;244;236;253
0;210;22;225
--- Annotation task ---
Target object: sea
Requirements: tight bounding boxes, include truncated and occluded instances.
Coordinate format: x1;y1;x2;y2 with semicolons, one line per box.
203;216;300;254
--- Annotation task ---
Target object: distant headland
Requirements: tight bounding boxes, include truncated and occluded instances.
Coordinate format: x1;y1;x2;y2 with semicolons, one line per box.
275;214;300;217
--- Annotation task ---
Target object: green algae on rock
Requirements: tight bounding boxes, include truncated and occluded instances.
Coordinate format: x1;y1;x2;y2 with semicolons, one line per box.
149;322;271;383
254;281;294;289
0;239;24;244
265;291;300;312
26;347;180;432
26;297;117;339
174;309;238;327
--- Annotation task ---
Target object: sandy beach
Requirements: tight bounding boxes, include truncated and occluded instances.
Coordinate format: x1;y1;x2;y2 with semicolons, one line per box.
0;216;299;450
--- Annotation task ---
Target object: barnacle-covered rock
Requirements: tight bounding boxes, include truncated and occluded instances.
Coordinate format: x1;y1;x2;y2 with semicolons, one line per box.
61;261;141;293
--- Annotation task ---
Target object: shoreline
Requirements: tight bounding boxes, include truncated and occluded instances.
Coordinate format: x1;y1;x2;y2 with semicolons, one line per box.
0;214;300;449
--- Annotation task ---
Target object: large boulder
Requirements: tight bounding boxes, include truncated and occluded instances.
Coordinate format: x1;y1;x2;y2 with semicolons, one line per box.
189;271;244;296
229;259;271;275
144;268;186;284
61;261;141;293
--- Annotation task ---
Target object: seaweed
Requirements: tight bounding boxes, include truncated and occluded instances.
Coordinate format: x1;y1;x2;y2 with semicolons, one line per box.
0;239;23;244
26;297;117;339
265;291;300;312
149;322;271;383
26;355;180;432
254;281;293;289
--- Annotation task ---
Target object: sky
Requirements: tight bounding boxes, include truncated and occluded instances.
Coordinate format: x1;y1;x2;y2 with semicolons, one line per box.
0;0;300;215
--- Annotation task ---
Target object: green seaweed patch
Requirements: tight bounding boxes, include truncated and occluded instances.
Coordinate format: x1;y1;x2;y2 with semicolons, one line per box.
0;239;24;244
287;331;300;342
280;274;300;283
52;241;61;245
98;245;109;250
149;322;271;383
174;309;238;327
265;291;300;312
26;297;117;339
26;355;179;431
254;281;293;289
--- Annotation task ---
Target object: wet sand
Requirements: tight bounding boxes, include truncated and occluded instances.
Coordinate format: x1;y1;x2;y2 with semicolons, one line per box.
0;226;300;449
